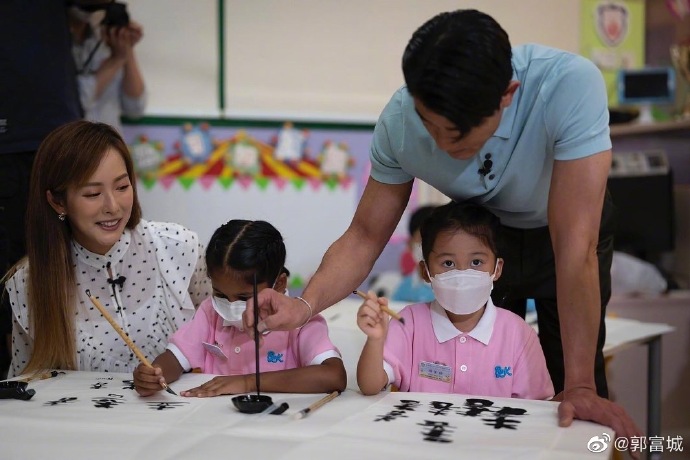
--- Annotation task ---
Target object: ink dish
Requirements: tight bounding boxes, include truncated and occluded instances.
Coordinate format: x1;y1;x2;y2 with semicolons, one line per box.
232;393;273;414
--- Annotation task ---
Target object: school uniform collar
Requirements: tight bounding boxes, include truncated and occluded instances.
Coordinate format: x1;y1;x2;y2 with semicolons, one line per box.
430;297;497;345
71;229;131;270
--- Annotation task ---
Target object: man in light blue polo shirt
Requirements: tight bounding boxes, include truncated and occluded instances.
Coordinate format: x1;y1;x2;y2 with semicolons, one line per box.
248;9;640;440
371;46;611;230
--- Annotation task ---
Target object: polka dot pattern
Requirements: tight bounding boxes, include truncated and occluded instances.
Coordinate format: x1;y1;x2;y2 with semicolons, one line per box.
6;220;211;378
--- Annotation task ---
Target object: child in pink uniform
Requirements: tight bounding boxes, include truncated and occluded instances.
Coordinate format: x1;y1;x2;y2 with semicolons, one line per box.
357;202;553;400
134;219;346;397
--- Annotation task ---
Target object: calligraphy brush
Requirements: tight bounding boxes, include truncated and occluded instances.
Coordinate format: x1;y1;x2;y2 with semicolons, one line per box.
231;272;274;413
19;370;63;383
253;272;262;399
353;290;405;324
85;289;176;395
291;390;342;420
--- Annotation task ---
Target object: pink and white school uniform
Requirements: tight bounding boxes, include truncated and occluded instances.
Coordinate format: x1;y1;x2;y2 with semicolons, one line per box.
168;297;341;374
383;298;554;400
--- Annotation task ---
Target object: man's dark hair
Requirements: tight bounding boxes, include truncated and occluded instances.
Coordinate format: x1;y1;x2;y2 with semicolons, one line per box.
402;9;513;138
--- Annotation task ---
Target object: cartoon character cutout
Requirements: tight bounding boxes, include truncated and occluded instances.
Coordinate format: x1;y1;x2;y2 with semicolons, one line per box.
179;123;213;164
318;141;353;179
228;132;261;176
129;135;164;177
273;121;307;163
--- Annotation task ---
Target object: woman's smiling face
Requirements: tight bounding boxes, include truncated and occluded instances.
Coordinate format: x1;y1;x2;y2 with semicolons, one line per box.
58;147;134;255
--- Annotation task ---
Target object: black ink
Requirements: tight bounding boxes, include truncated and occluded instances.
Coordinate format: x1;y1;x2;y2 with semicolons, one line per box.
418;420;455;443
45;397;78;406
458;398;495;417
92;394;125;409
429;401;455;416
147;402;189;411
375;399;421;422
482;407;527;430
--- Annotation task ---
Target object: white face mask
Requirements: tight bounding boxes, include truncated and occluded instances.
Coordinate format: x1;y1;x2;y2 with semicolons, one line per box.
411;242;424;264
427;264;498;315
211;297;246;329
210;273;282;329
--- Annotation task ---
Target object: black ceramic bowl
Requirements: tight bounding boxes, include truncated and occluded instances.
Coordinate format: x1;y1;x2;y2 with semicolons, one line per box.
232;394;273;414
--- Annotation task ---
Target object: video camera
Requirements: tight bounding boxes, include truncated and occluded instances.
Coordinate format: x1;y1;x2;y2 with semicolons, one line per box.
101;2;129;27
74;1;130;28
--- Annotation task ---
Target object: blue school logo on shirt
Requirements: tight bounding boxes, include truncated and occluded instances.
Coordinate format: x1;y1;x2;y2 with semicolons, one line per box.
494;366;512;378
267;351;284;363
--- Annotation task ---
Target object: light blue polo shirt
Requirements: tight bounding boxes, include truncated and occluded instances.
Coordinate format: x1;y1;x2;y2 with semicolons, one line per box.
370;44;611;229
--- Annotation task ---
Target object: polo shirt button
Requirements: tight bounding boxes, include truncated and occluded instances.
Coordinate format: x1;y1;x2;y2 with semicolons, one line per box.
489;174;495;180
460;364;468;372
234;346;241;354
459;336;467;343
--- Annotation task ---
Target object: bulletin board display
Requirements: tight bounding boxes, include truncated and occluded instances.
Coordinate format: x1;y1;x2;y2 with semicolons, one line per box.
124;122;384;288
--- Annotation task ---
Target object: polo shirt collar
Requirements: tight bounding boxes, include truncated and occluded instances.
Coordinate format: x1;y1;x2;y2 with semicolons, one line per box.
430;297;498;345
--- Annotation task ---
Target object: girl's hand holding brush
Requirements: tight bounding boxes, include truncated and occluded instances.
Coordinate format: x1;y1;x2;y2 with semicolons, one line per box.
355;290;393;341
133;349;184;396
133;363;169;397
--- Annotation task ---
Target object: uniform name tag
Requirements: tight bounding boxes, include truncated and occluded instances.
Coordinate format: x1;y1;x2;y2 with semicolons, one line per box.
419;361;452;383
202;342;228;360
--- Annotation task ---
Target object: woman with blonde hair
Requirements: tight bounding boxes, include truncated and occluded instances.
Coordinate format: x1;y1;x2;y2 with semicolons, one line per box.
3;120;210;377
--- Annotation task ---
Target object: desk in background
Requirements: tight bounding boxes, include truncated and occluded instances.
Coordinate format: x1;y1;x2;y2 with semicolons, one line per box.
1;371;612;459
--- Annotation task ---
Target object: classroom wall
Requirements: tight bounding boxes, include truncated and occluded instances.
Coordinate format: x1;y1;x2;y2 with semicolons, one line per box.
126;0;581;120
120;3;690;436
121;1;587;284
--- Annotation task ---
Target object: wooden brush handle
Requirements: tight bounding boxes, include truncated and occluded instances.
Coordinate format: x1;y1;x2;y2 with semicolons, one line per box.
86;292;152;367
308;390;340;412
353;290;404;322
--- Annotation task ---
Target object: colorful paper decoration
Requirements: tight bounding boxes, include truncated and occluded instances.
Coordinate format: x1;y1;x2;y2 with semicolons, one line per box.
129;135;164;177
179;123;214;164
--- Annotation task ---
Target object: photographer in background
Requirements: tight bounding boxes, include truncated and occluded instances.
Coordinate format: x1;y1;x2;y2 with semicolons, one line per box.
69;1;147;134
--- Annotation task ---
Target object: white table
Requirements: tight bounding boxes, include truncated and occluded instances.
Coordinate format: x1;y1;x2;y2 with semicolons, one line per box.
324;298;673;449
1;371;613;459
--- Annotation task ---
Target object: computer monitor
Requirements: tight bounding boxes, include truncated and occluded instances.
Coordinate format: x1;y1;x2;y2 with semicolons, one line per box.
617;67;676;123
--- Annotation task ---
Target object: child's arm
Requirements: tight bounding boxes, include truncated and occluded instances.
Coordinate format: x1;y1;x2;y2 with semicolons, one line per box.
356;291;390;395
179;358;346;397
133;350;184;396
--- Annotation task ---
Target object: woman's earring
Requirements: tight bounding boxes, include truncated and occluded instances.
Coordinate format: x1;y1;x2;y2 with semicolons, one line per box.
58;213;66;221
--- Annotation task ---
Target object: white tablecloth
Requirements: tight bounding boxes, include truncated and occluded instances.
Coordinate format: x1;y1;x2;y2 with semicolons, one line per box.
1;371;613;460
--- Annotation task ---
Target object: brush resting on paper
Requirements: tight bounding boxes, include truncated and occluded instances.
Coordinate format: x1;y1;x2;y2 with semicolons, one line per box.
353;290;405;324
292;390;342;419
85;290;177;395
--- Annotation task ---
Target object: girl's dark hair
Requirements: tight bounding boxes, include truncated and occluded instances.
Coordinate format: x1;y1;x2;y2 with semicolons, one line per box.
408;205;436;236
205;220;287;285
419;201;501;261
402;9;513;138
